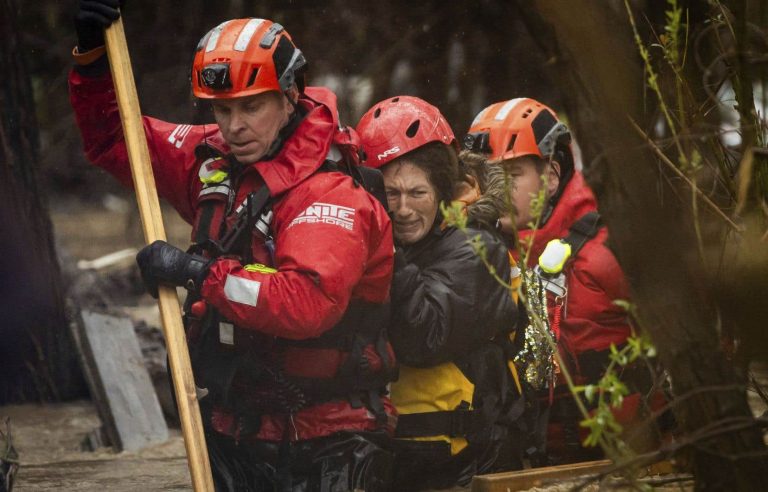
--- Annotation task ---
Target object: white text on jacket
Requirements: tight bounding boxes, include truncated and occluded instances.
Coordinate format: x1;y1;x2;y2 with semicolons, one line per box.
288;202;356;231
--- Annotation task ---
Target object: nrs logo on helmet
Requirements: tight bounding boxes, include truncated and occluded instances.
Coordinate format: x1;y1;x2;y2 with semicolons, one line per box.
377;146;400;161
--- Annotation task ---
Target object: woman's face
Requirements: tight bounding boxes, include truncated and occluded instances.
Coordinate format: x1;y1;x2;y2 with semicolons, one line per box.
382;161;439;245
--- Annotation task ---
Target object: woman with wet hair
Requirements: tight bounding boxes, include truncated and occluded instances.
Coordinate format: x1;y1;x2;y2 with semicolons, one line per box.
357;97;521;490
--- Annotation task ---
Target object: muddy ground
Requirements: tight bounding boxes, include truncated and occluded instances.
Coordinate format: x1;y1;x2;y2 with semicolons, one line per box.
2;401;190;491
4;197;195;491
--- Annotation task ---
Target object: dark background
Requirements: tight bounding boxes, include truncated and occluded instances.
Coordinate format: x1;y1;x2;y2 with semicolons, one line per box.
18;1;560;200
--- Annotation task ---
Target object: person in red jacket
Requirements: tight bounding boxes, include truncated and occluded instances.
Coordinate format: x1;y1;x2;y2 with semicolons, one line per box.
465;98;655;463
71;4;396;490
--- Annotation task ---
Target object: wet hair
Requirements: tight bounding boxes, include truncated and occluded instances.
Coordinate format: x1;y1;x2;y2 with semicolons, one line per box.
458;150;508;227
390;141;459;207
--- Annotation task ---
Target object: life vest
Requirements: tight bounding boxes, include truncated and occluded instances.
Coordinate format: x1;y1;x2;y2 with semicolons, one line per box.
184;142;397;431
391;363;475;455
533;211;602;381
390;255;524;457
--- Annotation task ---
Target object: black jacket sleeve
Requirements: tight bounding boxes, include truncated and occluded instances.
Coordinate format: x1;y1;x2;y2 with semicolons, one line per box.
389;227;518;367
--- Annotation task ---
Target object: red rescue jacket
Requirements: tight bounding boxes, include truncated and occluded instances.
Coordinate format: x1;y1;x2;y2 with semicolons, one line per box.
517;172;631;364
69;69;396;441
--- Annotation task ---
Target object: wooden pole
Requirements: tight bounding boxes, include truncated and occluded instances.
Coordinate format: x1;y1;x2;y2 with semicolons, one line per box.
103;17;214;492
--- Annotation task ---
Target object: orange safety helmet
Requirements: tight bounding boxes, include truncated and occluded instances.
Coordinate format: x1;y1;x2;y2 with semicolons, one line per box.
463;98;571;163
356;96;456;169
192;18;307;99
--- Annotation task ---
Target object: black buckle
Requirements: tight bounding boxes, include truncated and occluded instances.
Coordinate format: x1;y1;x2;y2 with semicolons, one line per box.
449;409;472;437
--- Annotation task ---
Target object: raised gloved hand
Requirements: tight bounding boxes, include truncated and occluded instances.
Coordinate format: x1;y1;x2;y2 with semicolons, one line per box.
74;0;123;52
136;240;210;298
391;248;419;303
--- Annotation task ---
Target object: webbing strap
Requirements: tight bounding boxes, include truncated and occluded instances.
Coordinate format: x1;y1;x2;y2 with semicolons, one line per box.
561;211;601;258
395;409;474;438
215;186;271;259
320;160;388;212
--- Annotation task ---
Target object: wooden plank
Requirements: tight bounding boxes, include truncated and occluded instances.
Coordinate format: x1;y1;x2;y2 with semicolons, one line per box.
104;15;213;491
472;459;612;492
77;310;168;452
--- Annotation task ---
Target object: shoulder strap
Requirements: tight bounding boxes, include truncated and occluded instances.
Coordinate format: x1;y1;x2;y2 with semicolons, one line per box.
561;211;601;257
218;186;272;256
319;159;389;212
356;166;388;212
196;186;272;258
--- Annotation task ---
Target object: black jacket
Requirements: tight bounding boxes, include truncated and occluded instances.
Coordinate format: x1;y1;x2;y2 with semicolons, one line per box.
389;222;521;489
390;224;517;367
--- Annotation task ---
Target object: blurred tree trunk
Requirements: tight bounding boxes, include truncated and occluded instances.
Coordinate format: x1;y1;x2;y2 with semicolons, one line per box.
524;1;767;489
0;0;86;403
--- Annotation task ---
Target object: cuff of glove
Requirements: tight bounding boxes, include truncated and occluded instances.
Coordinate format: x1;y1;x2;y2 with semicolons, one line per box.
185;256;214;294
73;46;110;77
73;45;106;65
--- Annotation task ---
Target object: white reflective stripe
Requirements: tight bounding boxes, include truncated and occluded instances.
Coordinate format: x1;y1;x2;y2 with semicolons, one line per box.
168;124;181;143
471;106;489;126
198;184;230;197
495;98;526;121
510;266;521;279
219;322;234;345
205;21;231;52
178;124;192;139
224;274;262;307
234;18;265;51
168;125;180;142
325;144;342;163
168;124;192;148
176;125;192;148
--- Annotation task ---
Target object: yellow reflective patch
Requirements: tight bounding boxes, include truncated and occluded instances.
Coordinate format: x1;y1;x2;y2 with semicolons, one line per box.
391;363;474;455
538;239;572;274
200;169;229;184
243;263;277;274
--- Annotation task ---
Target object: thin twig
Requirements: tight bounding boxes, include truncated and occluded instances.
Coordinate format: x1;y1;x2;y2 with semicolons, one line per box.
572;415;768;491
629;118;743;231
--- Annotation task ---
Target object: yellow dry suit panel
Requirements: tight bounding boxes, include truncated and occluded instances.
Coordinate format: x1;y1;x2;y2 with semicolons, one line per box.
391;363;474;455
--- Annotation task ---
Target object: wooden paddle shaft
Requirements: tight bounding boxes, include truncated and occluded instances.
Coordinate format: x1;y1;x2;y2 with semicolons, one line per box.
103;17;214;492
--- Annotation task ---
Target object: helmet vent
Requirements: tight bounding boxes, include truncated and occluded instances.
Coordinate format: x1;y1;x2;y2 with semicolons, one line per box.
522;108;533;119
405;120;420;138
373;108;381;118
247;67;260;87
391;97;399;103
507;135;517;152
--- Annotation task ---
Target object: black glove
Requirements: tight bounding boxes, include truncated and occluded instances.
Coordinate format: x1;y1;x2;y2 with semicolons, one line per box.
391;248;419;303
136;240;210;298
74;0;123;52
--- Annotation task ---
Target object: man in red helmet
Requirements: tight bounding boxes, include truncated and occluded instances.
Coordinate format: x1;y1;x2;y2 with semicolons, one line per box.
70;3;396;490
465;99;654;463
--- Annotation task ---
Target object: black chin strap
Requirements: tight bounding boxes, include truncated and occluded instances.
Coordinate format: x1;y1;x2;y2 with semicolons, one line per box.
261;95;306;161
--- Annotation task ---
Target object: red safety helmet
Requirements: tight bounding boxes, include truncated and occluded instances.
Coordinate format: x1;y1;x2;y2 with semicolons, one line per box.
192;18;307;99
463;98;571;163
356;96;456;169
